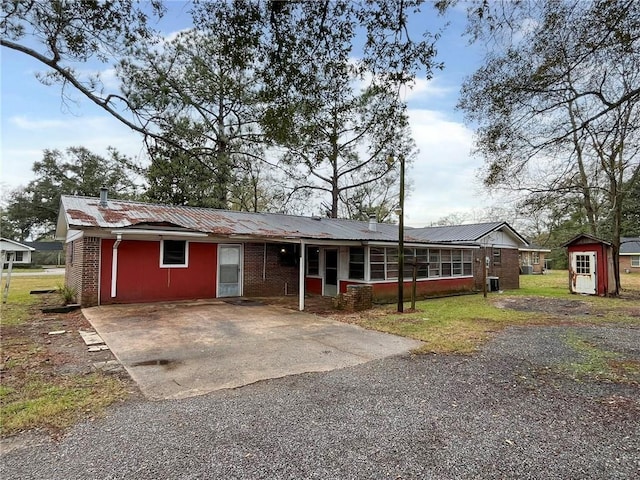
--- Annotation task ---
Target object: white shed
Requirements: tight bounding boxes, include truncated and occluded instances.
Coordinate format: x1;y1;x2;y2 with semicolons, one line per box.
1;238;35;265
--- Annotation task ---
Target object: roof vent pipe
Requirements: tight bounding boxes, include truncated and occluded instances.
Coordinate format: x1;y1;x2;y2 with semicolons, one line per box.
99;186;108;207
368;215;377;232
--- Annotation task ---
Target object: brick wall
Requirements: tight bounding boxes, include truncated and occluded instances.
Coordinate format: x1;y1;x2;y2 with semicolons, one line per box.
64;236;100;307
81;237;100;306
473;247;520;291
65;239;82;302
243;243;299;296
333;284;373;311
620;256;640;273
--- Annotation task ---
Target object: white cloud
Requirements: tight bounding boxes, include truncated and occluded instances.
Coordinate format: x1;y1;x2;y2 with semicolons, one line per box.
2;115;147;189
403;108;487;226
399;77;453;103
10;116;68;130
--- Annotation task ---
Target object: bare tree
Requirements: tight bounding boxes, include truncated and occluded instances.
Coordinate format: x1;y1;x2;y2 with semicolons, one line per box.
459;0;640;294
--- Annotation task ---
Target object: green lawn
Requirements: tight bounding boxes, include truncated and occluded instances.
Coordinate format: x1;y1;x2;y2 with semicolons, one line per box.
0;275;64;326
347;270;640;354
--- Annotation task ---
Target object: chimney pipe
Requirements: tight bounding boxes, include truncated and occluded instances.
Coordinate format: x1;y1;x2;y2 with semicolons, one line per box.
99;186;108;207
368;215;377;232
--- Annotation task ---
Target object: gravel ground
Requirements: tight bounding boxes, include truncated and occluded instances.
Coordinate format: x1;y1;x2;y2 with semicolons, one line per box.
2;325;639;479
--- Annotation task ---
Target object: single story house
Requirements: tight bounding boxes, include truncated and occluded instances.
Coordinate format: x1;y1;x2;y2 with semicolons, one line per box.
56;194;494;309
407;222;529;291
1;237;35;266
518;244;552;274
22;240;65;266
620;237;640;273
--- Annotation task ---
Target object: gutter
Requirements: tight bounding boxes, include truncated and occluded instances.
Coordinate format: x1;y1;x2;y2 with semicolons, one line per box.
111;234;122;298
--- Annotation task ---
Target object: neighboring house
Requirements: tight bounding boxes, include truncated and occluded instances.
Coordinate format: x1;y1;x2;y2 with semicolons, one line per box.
519;244;552;274
408;222;529;291
620;237;640;273
22;241;65;266
1;238;35;266
563;233;615;296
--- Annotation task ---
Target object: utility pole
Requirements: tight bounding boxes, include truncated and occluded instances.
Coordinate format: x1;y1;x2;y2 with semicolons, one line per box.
397;154;405;313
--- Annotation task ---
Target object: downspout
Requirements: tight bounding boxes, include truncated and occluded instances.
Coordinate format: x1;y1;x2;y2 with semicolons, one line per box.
299;240;305;311
263;243;267;281
111;234;122;298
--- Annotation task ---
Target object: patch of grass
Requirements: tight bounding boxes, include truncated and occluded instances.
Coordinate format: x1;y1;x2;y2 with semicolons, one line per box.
1;273;132;437
347;269;638;354
0;275;63;326
0;373;128;437
356;295;537;354
510;270;570;297
57;283;77;305
561;331;640;384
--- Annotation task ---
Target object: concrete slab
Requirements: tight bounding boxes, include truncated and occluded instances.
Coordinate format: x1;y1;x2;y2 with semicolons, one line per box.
79;330;104;346
82;300;422;400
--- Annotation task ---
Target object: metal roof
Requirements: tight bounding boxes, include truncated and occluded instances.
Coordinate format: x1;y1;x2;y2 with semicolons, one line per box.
406;222;527;244
620;237;640;254
57;196;467;245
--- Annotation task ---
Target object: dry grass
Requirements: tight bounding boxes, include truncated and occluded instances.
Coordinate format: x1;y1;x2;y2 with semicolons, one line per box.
1;274;131;438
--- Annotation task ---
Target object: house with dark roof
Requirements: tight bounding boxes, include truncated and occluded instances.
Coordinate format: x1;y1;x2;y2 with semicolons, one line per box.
56;194;532;308
620;237;640;273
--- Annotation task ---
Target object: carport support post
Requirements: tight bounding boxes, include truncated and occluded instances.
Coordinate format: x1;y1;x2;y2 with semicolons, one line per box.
298;240;305;311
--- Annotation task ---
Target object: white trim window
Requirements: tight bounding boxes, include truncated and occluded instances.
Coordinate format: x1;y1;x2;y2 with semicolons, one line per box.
364;247;473;281
160;239;189;268
532;251;540;265
631;255;640;267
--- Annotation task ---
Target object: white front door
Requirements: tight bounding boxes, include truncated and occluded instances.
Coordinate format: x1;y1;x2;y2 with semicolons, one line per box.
571;252;596;295
218;244;242;297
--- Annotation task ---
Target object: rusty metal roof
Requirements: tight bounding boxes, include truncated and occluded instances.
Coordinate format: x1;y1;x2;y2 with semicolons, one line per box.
58;196;453;244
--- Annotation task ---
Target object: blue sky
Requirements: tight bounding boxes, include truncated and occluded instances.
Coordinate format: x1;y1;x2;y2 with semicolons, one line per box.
1;2;488;226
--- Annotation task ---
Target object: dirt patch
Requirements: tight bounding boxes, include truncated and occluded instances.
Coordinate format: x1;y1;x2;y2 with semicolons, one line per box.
1;294;131;379
1;293;140;438
493;296;598;317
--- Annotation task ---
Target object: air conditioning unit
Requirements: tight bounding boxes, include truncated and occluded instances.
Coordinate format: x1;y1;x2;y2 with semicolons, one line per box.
522;265;533;275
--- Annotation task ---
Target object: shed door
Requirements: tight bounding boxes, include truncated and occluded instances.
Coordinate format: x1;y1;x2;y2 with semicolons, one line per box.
572;252;596;295
218;244;242;297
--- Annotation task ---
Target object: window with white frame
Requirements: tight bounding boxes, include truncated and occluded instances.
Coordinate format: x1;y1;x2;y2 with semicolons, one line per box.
307;247;319;275
366;247;472;281
575;254;590;274
14;251;24;262
428;249;440;277
532;251;540;264
631;255;640;267
161;240;188;267
349;247;365;280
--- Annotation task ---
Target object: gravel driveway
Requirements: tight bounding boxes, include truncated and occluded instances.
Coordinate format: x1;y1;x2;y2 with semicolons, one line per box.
2;324;639;479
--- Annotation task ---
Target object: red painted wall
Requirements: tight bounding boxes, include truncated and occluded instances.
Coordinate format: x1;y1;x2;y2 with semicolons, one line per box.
305;276;322;295
567;243;609;296
100;239;217;304
340;277;474;302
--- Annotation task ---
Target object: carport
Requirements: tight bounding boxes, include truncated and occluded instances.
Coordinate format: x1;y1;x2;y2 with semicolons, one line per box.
83;300;422;400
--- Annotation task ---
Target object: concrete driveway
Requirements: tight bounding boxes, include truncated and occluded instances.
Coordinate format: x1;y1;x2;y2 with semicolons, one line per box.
82;300;422;400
